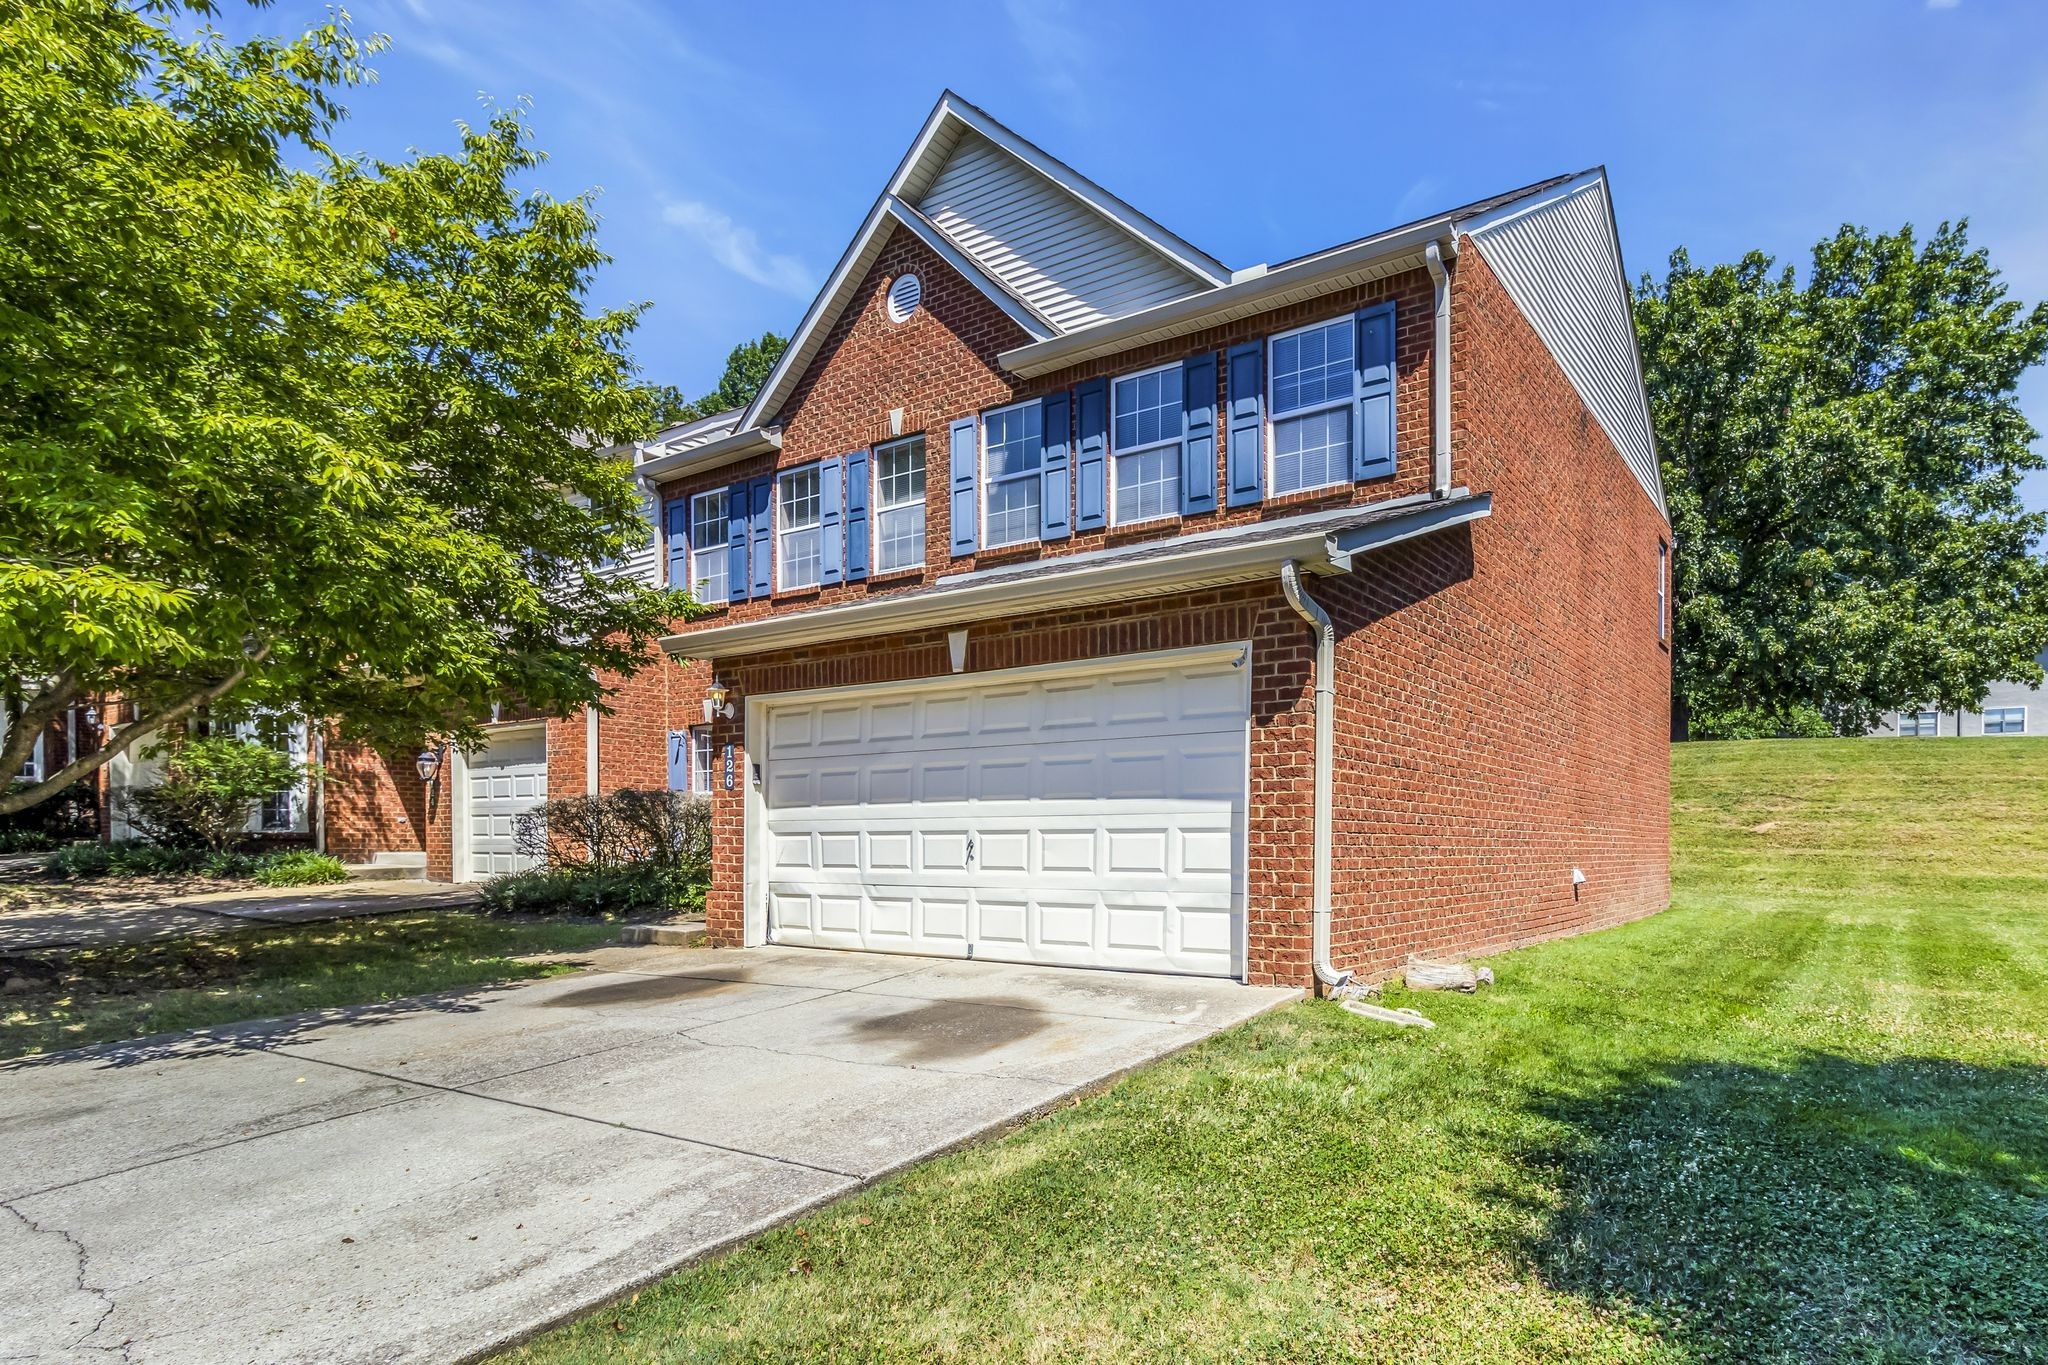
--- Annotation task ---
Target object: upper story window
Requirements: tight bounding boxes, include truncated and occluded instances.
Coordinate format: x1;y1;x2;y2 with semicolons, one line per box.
1112;363;1182;525
982;401;1043;549
777;465;823;591
1268;317;1356;496
1985;706;2027;735
690;490;729;604
1657;540;1669;641
873;436;927;573
1900;708;1939;737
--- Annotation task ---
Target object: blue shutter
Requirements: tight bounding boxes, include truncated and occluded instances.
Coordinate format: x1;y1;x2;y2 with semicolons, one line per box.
948;416;978;556
819;457;844;587
1039;392;1072;540
1074;377;1108;531
663;496;688;588
725;482;750;601
1180;352;1218;517
667;729;688;791
846;448;870;581
1354;302;1396;481
1226;342;1264;506
748;474;772;596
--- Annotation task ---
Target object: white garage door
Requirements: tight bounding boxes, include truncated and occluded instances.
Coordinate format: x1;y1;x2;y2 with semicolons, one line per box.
761;647;1248;977
461;726;548;881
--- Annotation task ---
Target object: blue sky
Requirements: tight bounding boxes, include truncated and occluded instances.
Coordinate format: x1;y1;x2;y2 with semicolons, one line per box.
231;0;2048;514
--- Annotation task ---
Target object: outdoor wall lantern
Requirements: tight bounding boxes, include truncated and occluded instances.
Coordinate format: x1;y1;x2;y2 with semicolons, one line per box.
415;747;443;784
703;680;735;725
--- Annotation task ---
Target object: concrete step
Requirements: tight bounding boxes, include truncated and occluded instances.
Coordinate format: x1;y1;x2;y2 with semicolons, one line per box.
343;862;427;882
618;921;707;946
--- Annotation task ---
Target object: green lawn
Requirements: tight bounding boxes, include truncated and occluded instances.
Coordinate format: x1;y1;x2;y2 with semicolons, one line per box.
504;738;2048;1364
0;912;622;1059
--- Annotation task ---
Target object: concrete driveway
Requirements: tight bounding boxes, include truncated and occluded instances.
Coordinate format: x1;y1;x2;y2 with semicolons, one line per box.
0;945;1296;1363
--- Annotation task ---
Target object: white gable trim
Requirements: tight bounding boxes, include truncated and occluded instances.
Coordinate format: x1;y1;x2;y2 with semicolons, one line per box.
1455;169;1666;518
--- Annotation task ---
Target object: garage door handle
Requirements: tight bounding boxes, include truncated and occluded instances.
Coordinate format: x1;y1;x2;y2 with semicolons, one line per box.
965;835;975;864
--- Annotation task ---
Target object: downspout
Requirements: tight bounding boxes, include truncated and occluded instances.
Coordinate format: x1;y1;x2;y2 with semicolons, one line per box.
1280;560;1352;992
1425;238;1456;499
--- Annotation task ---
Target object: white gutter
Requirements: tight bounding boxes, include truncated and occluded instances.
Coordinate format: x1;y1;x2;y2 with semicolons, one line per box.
1425;239;1456;499
1279;561;1350;993
637;427;781;482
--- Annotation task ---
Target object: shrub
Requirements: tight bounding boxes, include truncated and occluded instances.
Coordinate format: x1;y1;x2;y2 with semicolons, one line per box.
46;839;210;879
252;851;349;887
123;737;320;852
513;790;710;877
0;828;62;854
477;863;700;919
1;777;98;844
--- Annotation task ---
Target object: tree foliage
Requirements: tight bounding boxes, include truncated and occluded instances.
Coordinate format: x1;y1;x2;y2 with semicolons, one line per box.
0;0;687;811
1638;222;2048;737
123;736;312;852
649;332;789;428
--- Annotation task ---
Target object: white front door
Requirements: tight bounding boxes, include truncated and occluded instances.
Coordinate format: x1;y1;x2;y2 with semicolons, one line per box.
459;726;548;881
759;646;1249;978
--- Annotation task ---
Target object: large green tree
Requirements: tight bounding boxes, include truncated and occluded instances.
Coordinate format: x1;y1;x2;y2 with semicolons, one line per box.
0;0;684;812
649;331;788;428
1638;222;2048;738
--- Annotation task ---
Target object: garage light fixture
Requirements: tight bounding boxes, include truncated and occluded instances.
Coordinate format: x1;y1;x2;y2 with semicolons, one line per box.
704;680;735;725
415;747;443;784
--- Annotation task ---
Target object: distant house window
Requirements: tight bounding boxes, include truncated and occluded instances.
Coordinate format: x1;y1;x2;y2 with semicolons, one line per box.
873;436;927;573
1657;540;1669;641
1899;708;1940;737
690;490;728;604
18;730;44;784
1984;707;2027;736
1111;363;1182;524
981;401;1043;549
777;465;822;591
1268;316;1355;496
690;726;715;792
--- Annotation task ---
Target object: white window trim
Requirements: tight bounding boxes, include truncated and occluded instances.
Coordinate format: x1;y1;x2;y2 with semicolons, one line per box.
1984;706;2027;736
871;435;928;575
1901;707;1940;737
1265;313;1356;498
1657;540;1669;641
689;489;729;605
776;464;824;593
689;725;715;792
980;400;1043;550
1109;360;1183;528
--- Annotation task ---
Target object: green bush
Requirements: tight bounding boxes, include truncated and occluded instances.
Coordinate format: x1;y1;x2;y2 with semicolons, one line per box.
0;828;63;854
251;851;349;887
122;736;319;852
478;863;702;919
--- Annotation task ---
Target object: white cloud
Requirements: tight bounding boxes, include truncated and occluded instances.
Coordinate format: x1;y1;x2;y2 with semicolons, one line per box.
660;200;813;297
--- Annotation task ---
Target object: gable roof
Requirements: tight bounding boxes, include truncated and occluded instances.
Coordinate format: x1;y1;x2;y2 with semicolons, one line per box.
739;92;1230;431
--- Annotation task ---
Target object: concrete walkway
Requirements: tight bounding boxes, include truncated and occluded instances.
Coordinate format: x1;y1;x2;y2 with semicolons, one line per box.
0;880;479;955
0;946;1298;1363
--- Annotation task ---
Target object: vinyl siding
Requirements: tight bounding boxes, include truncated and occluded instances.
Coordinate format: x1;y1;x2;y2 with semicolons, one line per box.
917;132;1206;333
1873;647;2048;737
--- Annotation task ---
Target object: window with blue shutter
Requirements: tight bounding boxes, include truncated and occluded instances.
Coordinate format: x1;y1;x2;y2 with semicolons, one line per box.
1180;352;1217;517
1109;363;1182;524
1074;377;1108;531
663;497;688;589
776;464;825;591
1226;342;1265;506
667;729;689;791
818;457;844;587
948;416;978;556
1040;392;1071;540
747;474;772;597
1353;302;1396;481
1268;316;1356;496
873;436;927;572
725;481;751;601
981;401;1043;549
845;448;871;581
685;489;728;604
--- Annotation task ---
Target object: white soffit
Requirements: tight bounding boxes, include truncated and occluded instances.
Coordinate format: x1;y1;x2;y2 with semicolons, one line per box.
1457;171;1666;517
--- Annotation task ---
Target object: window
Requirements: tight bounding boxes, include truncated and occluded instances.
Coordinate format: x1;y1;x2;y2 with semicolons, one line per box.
18;729;43;784
1899;708;1940;737
689;490;728;604
1268;317;1355;495
777;465;822;590
981;401;1043;548
1657;540;1669;641
872;436;927;573
690;726;715;791
1984;707;2027;735
1111;363;1182;524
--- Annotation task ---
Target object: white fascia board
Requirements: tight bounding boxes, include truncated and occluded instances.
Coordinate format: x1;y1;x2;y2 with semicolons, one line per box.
739;195;896;432
998;220;1451;378
660;493;1489;661
919;93;1231;287
637;427;781;482
884;197;1060;338
1449;168;1607;238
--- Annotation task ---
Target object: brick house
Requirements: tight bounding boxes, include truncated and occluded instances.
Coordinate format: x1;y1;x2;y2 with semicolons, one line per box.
299;92;1671;990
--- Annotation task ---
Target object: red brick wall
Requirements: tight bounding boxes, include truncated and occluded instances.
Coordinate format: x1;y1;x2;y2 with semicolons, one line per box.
654;225;1439;631
321;739;427;863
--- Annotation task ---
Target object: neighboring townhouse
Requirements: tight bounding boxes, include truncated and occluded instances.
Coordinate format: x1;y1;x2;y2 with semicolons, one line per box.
615;92;1671;988
1872;647;2048;738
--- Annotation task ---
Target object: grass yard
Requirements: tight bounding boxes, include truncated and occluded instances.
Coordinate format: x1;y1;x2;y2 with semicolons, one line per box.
505;738;2048;1364
0;912;622;1059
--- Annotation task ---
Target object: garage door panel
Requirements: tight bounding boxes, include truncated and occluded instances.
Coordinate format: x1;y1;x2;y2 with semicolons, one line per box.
762;653;1246;977
460;727;548;882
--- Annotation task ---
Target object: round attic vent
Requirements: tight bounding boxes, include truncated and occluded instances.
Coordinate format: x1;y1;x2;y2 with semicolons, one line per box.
886;273;922;323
